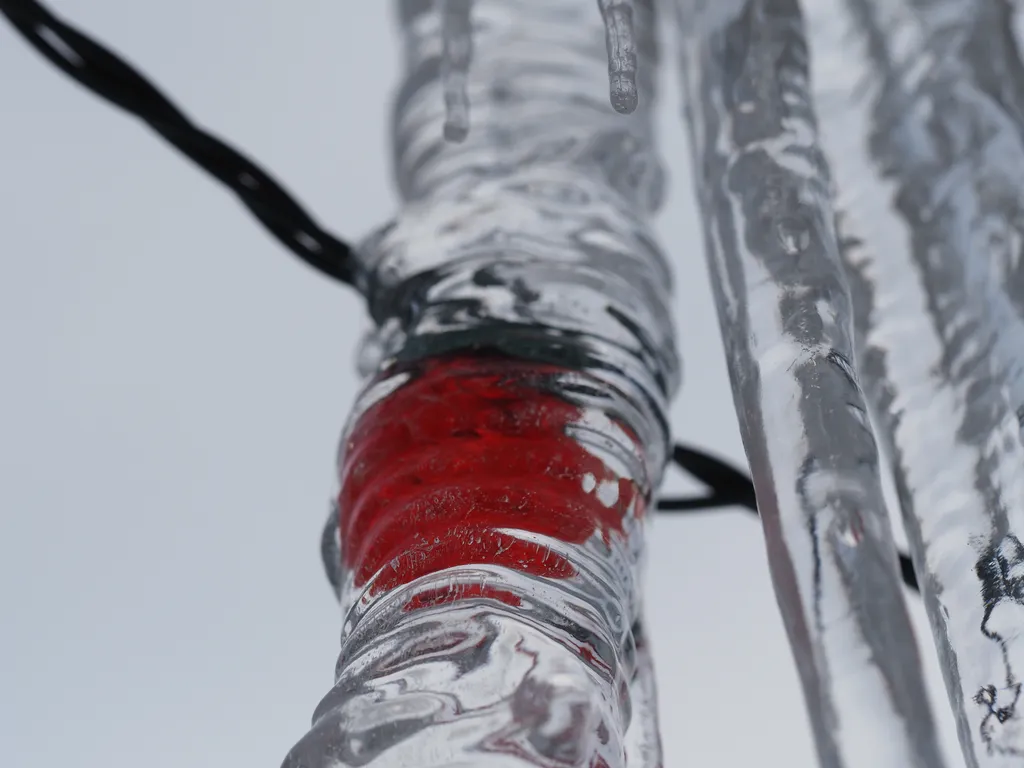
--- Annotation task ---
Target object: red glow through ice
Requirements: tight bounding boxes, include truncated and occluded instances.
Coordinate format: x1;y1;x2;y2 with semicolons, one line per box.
337;353;644;594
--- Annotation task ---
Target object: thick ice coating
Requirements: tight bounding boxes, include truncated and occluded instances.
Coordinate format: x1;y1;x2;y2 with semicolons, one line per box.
283;1;674;766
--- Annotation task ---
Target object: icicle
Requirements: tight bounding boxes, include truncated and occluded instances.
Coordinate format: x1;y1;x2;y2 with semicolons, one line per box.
668;1;947;765
806;0;1024;763
598;0;639;114
436;0;642;141
439;0;472;142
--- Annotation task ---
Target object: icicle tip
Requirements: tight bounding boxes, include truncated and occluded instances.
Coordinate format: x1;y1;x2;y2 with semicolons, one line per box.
598;0;639;115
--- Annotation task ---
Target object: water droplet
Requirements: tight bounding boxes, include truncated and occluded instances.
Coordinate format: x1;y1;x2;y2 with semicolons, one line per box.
598;0;638;114
441;0;473;142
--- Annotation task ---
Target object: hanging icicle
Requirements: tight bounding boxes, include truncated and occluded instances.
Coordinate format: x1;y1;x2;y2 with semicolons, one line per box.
599;0;640;114
669;1;947;766
807;0;1024;764
431;0;644;141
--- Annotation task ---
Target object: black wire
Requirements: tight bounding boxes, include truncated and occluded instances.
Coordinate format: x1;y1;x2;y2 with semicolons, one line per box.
3;0;920;597
317;446;922;601
0;0;359;288
658;446;922;593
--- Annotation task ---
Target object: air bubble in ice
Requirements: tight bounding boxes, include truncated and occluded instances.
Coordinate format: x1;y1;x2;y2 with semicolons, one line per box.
597;479;620;506
598;0;639;114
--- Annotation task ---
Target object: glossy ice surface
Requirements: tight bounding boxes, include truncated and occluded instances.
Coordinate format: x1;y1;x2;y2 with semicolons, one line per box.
283;2;676;766
291;354;662;768
358;0;677;432
808;0;1024;764
671;1;947;766
286;1;1024;766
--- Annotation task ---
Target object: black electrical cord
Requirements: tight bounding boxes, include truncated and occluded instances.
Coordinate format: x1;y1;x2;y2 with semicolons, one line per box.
4;0;920;595
0;0;359;287
320;448;921;596
664;446;921;592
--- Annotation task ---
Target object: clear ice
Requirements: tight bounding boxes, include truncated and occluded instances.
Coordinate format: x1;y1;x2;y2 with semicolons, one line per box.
807;0;1024;763
670;0;947;765
598;0;639;114
287;1;1024;766
436;0;642;141
283;1;674;766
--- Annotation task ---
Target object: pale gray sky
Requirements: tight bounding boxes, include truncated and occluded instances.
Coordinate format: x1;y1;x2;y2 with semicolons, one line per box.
0;2;961;766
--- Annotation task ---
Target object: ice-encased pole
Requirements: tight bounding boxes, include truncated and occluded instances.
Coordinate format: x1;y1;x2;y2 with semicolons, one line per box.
806;0;1024;763
669;1;947;766
282;1;677;766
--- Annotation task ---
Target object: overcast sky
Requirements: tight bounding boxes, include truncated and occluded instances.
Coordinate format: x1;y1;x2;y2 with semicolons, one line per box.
0;2;963;766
